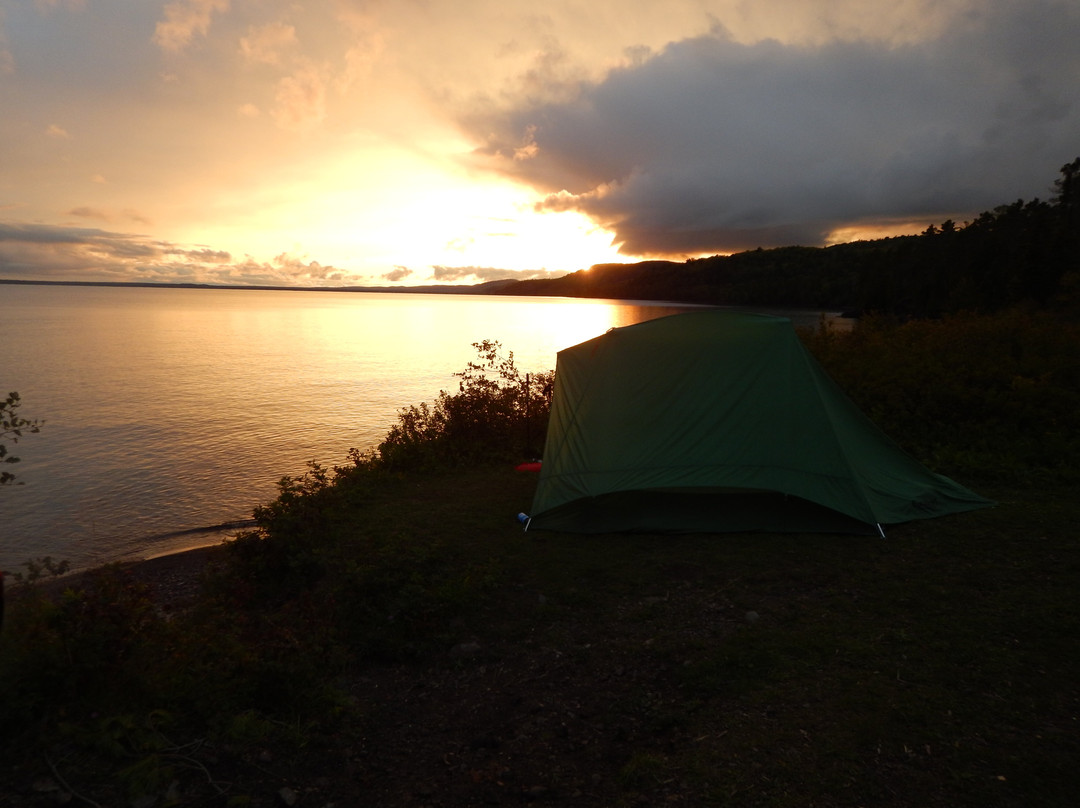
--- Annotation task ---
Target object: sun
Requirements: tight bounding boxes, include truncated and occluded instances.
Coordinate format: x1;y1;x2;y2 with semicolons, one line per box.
435;199;625;276
173;136;631;285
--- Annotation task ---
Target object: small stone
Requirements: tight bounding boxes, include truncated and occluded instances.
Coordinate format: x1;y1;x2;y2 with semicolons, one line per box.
745;610;760;623
278;786;299;806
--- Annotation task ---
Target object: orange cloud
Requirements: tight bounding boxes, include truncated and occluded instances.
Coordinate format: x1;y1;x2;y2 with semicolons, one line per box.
67;206;109;221
240;21;297;65
153;0;229;53
272;63;328;130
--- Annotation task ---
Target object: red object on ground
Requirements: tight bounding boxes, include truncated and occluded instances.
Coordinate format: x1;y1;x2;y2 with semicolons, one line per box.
515;462;542;472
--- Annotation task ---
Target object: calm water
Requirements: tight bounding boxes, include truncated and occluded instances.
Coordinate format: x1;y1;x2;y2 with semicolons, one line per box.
0;285;839;571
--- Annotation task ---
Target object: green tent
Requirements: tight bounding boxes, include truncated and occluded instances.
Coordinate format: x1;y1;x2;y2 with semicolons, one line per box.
527;311;992;536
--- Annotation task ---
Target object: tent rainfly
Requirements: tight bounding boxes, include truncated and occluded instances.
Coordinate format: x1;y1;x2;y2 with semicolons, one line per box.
526;311;992;536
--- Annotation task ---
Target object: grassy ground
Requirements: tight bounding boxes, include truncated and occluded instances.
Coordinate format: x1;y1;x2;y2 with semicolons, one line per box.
7;466;1074;806
351;468;1079;807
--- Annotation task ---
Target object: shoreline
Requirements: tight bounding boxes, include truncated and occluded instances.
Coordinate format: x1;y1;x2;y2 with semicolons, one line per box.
10;543;228;612
120;544;225;608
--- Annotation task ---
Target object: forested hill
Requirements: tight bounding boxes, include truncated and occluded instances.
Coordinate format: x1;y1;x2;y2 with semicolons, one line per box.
494;158;1080;318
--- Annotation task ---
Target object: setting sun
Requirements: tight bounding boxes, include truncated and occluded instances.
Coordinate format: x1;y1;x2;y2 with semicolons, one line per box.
172;138;628;285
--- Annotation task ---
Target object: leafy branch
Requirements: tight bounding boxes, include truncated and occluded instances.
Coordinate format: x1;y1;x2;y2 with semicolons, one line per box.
1;391;43;485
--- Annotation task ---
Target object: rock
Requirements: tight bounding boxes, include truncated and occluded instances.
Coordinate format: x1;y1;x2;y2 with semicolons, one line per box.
745;610;760;623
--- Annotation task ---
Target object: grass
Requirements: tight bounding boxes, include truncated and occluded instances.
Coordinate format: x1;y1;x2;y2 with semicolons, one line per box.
483;476;1079;806
2;468;1077;805
1;312;1078;805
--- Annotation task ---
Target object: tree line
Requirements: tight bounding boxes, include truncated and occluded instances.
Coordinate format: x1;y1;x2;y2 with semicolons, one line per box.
496;158;1079;318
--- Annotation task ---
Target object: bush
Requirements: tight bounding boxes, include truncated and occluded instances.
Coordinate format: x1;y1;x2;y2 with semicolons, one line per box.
801;309;1080;482
378;340;553;470
0;565;163;725
215;341;548;616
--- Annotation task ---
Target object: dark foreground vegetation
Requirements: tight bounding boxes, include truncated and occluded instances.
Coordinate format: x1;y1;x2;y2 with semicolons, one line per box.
500;158;1080;319
2;305;1078;806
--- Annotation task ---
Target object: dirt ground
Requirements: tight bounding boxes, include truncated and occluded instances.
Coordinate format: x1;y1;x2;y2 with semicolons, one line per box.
10;546;731;807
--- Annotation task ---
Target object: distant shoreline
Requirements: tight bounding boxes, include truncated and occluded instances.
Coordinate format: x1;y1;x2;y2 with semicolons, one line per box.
0;276;516;295
0;276;723;312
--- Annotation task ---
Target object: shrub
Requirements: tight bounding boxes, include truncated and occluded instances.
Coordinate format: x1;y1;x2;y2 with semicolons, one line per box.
801;309;1080;482
378;340;553;470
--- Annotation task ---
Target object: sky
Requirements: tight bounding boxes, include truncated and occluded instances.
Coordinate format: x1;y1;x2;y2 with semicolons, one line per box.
1;0;1077;288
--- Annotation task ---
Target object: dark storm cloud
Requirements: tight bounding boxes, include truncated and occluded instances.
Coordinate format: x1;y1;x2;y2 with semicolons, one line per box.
469;0;1080;254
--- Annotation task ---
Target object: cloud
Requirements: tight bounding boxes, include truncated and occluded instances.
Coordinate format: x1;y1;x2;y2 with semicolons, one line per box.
67;206;108;220
271;62;329;131
272;252;349;281
0;222;563;289
382;266;413;282
0;222;119;245
0;223;162;282
66;206;152;225
466;0;1080;254
430;265;564;283
45;124;71;139
180;246;230;262
0;221;369;287
239;21;297;66
123;209;152;225
153;0;229;54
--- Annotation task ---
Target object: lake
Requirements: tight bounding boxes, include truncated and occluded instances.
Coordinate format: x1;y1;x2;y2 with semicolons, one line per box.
0;284;839;571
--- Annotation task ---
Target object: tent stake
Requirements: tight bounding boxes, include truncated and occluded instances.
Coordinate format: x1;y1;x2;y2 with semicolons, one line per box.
877;523;887;539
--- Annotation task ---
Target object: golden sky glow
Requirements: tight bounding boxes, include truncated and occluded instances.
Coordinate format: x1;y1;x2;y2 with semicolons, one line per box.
1;1;1077;286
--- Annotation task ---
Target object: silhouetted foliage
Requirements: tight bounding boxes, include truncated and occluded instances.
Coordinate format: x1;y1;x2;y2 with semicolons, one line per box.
1;391;42;485
801;310;1080;483
378;340;554;471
